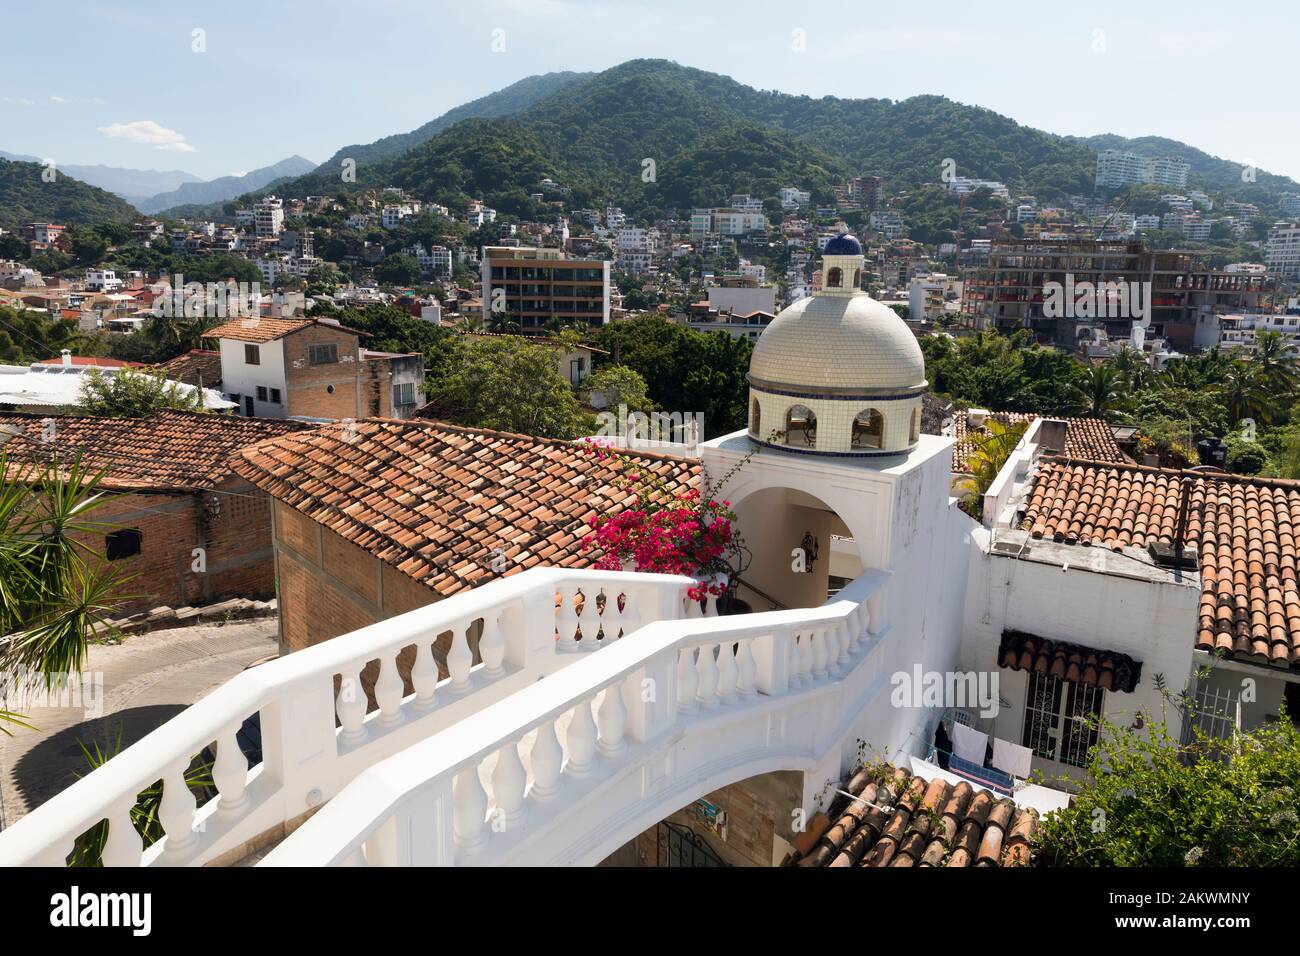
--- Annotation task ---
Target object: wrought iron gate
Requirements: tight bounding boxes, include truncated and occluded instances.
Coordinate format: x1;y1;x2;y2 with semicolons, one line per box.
655;821;728;867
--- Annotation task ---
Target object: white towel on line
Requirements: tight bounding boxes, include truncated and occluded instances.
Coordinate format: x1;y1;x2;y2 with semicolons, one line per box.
951;721;988;765
992;738;1033;779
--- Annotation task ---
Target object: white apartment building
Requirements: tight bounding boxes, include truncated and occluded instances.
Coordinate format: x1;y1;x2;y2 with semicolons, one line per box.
254;196;284;237
1281;194;1300;218
691;208;767;238
728;194;765;214
1134;214;1162;231
382;203;421;229
1267;222;1300;281
83;268;122;292
467;201;497;228
945;177;1009;199
868;211;904;239
779;187;811;208
604;206;626;229
1095;149;1190;189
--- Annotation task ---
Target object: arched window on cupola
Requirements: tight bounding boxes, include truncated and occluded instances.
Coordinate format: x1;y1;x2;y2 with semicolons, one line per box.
852;409;884;449
852;268;861;288
910;405;921;443
751;396;761;436
826;267;843;288
785;404;816;447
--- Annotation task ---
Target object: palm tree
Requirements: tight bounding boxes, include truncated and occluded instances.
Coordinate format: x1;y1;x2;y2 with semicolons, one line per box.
1108;347;1151;392
1217;360;1272;425
958;419;1029;520
457;314;486;334
486;309;520;335
1071;364;1125;420
1252;330;1299;394
0;453;130;708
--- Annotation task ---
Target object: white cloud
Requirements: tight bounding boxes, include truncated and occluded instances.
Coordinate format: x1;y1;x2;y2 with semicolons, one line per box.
2;96;35;106
96;119;197;152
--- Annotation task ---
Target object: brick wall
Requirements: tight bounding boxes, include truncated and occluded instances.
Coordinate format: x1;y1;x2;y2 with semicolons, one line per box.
270;500;479;707
282;324;363;419
75;478;276;616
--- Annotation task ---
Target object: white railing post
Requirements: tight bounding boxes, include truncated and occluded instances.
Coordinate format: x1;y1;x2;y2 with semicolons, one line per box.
557;586;579;652
212;724;250;816
479;611;505;678
510;588;558;671
447;621;473;691
753;629;791;696
528;720;563;802
260;680;340;825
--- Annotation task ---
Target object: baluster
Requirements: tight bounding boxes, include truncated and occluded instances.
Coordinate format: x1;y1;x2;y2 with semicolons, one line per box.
411;640;438;709
453;766;488;853
100;802;143;866
375;654;404;726
735;638;757;699
703;587;719;617
787;634;803;688
565;697;598;776
479;612;505;678
835;620;851;671
529;720;563;801
799;629;815;683
597;681;628;755
557;586;579;652
213;724;249;814
696;643;718;707
447;621;473;691
716;641;738;702
490;739;528;828
812;627;829;681
600;588;623;645
677;646;699;713
158;759;198;858
685;590;704;619
337;665;367;743
849;606;864;648
577;589;599;651
619;590;639;637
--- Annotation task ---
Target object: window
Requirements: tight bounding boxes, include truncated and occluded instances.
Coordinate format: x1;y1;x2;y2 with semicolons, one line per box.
393;382;416;406
785;404;816;447
270;388;281;404
1022;672;1104;768
852;409;884;449
244;343;260;365
309;343;338;365
750;397;761;436
256;386;268;401
570;359;582;384
826;266;843;287
910;406;921;443
244;396;255;416
105;528;142;561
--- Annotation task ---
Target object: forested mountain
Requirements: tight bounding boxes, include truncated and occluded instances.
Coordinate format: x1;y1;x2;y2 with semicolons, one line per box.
179;59;1300;220
0;159;140;226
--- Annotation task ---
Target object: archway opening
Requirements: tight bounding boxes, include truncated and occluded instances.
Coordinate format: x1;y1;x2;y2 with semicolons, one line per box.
826;266;843;288
784;405;816;448
851;409;884;449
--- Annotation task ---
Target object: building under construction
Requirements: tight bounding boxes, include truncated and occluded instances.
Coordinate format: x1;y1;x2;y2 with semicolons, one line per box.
959;239;1267;350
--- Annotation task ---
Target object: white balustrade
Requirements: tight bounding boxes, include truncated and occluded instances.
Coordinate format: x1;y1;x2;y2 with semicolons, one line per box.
255;567;894;867
577;590;600;651
0;567;697;868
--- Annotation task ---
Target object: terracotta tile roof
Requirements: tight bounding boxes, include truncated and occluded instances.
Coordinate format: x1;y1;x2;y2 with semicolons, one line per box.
1021;458;1300;668
206;317;369;344
790;765;1038;867
231;420;700;597
0;409;309;492
950;412;1127;472
999;629;1142;693
151;349;222;388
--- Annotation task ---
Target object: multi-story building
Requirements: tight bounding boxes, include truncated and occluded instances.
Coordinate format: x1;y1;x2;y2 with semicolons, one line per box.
1267;223;1300;281
960;238;1267;349
1281;194;1300;218
705;275;777;317
480;246;610;331
467;200;497;229
208;316;425;420
254;196;284;237
945;177;1009;199
848;175;883;210
83;268;122;292
779;187;811;208
1094;149;1190;189
690;208;766;238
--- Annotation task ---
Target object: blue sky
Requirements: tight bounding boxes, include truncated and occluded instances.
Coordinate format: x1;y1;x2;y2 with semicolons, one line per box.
3;0;1297;182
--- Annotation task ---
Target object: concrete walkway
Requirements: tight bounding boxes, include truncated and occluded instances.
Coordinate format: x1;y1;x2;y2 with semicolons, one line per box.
0;619;278;830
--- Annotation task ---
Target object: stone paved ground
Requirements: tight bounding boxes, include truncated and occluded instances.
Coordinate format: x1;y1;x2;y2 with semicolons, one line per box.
0;618;278;830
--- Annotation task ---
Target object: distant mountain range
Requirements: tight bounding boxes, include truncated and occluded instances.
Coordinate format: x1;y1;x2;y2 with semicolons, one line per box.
0;149;316;219
139;156;316;213
214;60;1299;222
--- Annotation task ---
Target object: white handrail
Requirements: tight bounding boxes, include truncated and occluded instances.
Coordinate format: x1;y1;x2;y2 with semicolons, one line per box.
0;567;695;867
261;569;891;866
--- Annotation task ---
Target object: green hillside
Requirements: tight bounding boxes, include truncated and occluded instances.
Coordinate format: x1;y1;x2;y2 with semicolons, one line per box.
0;159;140;226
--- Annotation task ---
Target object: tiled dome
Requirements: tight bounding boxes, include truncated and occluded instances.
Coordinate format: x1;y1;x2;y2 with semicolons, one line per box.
748;292;926;394
822;232;863;256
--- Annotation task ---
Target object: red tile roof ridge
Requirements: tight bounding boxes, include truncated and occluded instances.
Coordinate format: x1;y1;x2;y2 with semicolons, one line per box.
1044;454;1300;492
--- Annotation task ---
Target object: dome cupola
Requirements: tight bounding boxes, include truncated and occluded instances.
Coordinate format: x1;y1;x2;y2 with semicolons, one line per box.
745;232;927;457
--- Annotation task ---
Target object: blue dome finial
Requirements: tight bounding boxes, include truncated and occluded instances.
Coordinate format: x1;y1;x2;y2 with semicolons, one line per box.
823;232;862;256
